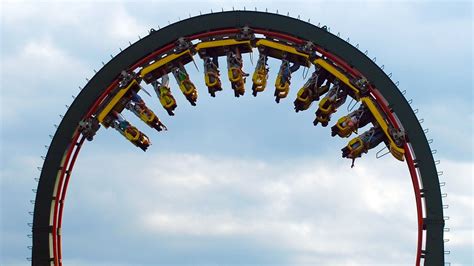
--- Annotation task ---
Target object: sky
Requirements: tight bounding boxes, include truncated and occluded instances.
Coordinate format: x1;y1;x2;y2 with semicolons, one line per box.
0;0;473;265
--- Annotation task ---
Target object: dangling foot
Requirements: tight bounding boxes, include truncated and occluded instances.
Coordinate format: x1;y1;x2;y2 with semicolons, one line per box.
313;119;319;126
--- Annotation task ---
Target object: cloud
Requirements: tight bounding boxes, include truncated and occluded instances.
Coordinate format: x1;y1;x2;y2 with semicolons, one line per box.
3;38;88;85
0;1;149;128
59;151;455;265
0;37;89;125
1;2;150;57
415;99;473;160
105;5;148;43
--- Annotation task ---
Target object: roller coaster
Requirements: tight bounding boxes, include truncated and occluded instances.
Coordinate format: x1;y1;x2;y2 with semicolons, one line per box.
31;11;446;265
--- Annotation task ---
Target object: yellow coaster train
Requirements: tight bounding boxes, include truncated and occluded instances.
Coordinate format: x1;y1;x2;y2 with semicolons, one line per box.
84;27;406;166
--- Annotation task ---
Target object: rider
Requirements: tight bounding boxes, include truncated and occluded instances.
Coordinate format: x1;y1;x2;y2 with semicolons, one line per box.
252;53;269;96
151;74;177;116
114;112;129;132
227;50;249;77
314;81;347;126
152;75;170;98
342;127;385;168
204;56;222;96
280;61;300;85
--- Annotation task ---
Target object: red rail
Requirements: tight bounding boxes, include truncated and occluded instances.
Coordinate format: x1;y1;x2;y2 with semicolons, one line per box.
56;135;85;265
254;29;305;45
51;132;81;266
51;27;425;266
371;89;423;266
189;28;240;40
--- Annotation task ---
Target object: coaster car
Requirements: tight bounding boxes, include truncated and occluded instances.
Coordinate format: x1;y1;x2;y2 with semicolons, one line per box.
274;59;300;103
227;49;248;97
126;91;167;132
341;126;385;168
203;56;222;97
294;65;332;112
331;104;371;138
251;54;269;96
195;39;253;97
359;97;405;161
256;39;310;66
140;48;195;84
313;58;368;100
172;65;198;106
313;80;348;127
196;39;253;58
151;74;177;116
255;39;310;102
340;95;407;166
111;112;150;151
96;71;141;127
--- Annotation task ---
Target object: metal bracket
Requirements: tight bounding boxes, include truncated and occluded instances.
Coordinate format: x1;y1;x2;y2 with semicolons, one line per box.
354;78;370;96
78;118;100;141
236;26;255;41
174;37;194;54
388;125;406;147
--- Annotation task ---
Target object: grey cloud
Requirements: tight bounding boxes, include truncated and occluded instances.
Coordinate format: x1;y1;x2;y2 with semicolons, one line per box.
58;152;425;265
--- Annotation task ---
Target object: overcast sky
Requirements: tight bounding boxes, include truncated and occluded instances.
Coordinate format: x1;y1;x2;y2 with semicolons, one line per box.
1;0;472;265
